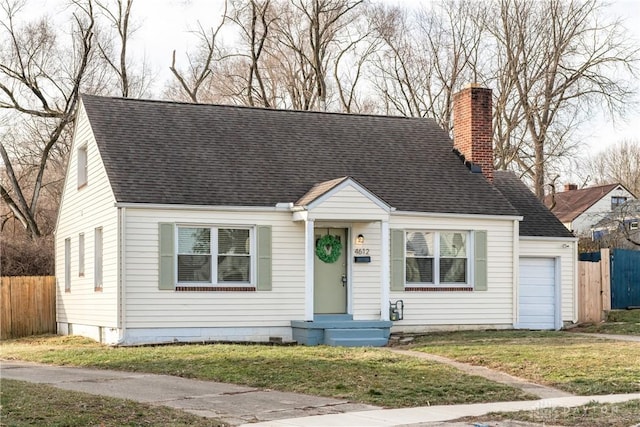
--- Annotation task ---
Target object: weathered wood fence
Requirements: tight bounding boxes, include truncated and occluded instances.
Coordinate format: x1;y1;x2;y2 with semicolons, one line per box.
578;249;611;323
1;276;56;339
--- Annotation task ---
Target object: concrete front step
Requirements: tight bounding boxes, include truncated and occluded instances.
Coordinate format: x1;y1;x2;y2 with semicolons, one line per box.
291;318;392;347
324;328;388;347
325;336;389;347
325;328;387;339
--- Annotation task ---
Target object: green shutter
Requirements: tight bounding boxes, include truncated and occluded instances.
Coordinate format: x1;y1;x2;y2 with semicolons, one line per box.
158;223;175;290
474;230;488;291
390;229;405;291
256;225;272;291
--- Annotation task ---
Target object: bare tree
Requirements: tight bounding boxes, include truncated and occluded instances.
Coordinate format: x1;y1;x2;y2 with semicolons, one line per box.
583;139;640;197
486;0;639;198
368;1;485;128
95;0;151;97
0;0;96;238
217;0;280;107
332;22;378;113
266;0;363;110
181;0;367;111
169;1;228;103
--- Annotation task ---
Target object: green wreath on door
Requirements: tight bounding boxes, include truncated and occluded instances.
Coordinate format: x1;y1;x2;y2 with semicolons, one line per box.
316;234;342;263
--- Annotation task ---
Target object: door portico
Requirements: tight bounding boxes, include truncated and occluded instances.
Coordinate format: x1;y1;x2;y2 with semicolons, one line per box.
292;177;393;321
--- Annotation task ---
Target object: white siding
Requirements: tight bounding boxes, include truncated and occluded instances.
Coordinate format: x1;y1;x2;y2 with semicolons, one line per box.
55;104;119;331
350;222;383;319
308;186;389;221
123;209;306;334
388;215;516;330
572;186;636;236
519;238;577;323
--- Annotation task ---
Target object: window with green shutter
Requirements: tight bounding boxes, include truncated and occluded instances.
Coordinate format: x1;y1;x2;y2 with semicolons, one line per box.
159;223;270;291
391;229;488;291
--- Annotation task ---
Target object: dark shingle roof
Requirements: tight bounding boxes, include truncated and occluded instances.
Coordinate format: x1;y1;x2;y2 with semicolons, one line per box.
81;95;519;216
543;183;630;223
494;171;574;237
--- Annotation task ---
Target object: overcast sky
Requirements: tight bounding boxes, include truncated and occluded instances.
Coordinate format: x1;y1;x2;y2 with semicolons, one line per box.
17;0;640;157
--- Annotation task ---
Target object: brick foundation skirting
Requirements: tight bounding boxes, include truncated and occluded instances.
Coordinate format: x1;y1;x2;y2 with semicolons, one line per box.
175;286;257;292
405;287;473;292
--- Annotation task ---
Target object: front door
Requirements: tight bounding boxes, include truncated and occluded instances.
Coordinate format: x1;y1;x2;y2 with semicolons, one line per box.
314;228;348;314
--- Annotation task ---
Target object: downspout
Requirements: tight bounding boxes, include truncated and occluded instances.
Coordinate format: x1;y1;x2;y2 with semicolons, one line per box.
116;206;127;344
512;219;520;327
573;239;579;323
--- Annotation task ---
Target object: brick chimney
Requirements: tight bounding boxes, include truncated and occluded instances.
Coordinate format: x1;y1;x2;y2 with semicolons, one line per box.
563;183;578;191
453;84;494;182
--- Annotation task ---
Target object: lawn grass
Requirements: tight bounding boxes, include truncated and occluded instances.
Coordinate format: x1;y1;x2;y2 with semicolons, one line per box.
0;378;225;426
467;399;640;427
0;335;534;408
409;330;640;395
570;309;640;335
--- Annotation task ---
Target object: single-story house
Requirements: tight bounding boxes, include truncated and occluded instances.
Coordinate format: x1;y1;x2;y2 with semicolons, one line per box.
545;183;637;236
55;85;577;346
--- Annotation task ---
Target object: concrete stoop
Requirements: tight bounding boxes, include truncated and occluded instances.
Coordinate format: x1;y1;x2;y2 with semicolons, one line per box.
291;314;392;347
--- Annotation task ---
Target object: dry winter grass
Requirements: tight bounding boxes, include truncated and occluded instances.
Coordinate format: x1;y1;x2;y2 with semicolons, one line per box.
409;330;640;395
0;335;532;408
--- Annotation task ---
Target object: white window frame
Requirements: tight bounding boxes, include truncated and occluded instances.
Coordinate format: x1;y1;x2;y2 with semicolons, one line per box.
78;233;85;277
611;196;627;210
77;145;88;188
176;225;255;287
94;227;103;290
405;230;471;287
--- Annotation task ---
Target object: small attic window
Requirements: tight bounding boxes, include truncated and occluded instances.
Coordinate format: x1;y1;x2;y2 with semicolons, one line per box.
611;196;627;210
78;145;88;188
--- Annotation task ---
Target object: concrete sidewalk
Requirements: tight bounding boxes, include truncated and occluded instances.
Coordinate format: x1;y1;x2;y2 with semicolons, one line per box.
0;360;379;425
3;358;640;427
245;393;640;426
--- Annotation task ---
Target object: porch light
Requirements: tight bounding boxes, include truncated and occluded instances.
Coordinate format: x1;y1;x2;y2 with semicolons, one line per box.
356;234;365;244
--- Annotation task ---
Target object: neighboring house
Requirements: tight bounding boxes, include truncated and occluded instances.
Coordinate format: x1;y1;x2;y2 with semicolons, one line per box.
545;183;637;236
592;199;640;249
55;85;577;347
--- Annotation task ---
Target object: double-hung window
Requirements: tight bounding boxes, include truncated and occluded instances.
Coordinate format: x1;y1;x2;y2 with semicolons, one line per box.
405;230;469;286
177;226;252;285
611;196;627;210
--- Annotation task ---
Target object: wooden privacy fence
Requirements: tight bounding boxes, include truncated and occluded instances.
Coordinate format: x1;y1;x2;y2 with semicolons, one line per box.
1;276;56;339
578;249;611;323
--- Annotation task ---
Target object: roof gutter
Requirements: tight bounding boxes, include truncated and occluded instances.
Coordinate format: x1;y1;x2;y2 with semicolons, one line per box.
114;202;289;212
520;235;578;242
393;210;523;221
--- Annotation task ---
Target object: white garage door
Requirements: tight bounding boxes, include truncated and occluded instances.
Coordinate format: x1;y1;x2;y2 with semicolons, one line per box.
518;258;557;330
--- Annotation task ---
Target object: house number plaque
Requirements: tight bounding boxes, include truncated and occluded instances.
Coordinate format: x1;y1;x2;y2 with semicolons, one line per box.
354;247;371;263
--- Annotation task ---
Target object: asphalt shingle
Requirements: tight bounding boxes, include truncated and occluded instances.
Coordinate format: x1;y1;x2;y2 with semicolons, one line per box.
494;171;574;237
81;95;520;216
543;183;631;223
